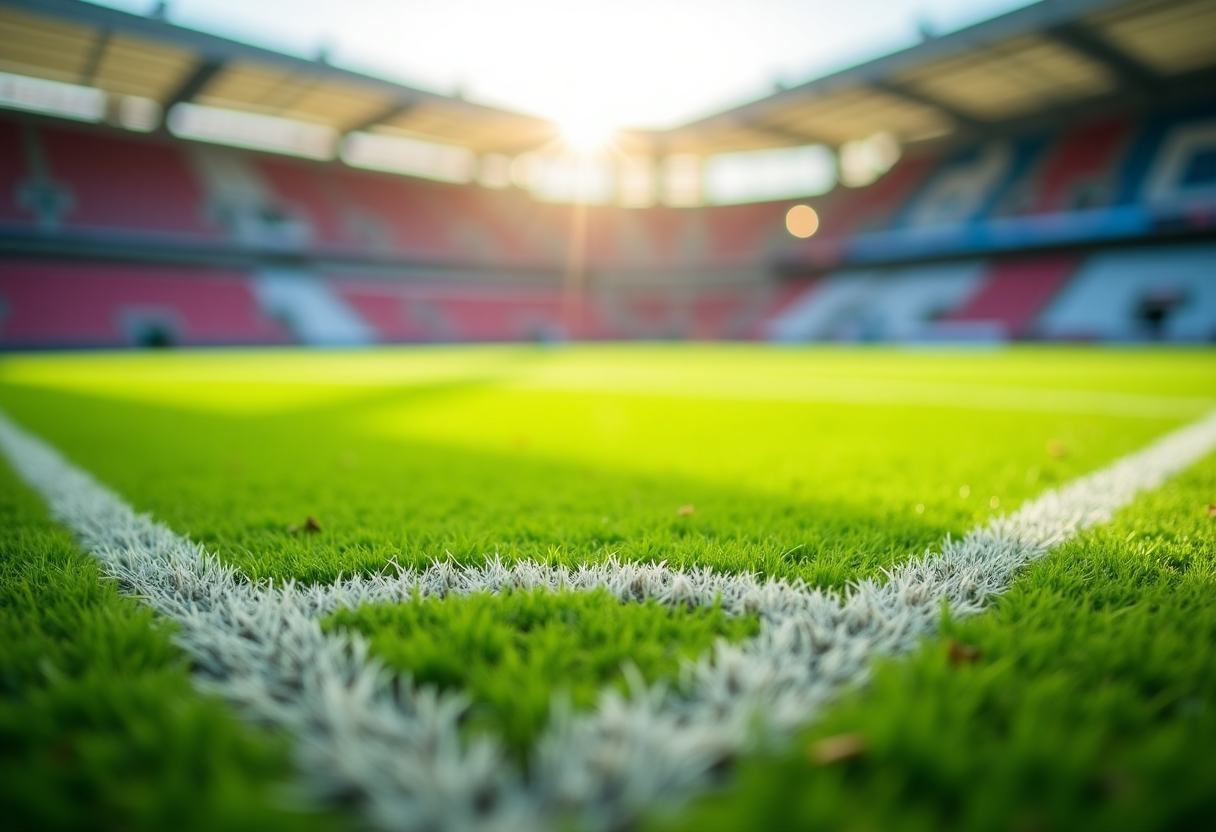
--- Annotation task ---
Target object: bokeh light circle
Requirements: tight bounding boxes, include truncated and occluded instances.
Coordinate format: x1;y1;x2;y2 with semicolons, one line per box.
785;204;819;238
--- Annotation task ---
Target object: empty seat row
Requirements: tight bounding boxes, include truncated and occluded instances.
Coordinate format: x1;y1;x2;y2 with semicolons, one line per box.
3;108;1213;270
766;244;1216;343
0;261;287;348
4;244;1212;348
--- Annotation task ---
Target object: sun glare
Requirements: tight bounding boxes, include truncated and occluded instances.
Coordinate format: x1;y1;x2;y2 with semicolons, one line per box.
557;113;615;153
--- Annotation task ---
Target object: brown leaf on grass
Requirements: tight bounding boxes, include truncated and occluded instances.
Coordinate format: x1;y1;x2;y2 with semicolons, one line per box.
1206;504;1216;517
287;516;323;534
808;733;866;765
948;639;982;666
1046;439;1066;458
677;504;695;516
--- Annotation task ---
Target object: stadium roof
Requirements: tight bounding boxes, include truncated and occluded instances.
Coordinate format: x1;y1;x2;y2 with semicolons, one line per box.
666;0;1216;153
0;0;562;154
1;0;1214;158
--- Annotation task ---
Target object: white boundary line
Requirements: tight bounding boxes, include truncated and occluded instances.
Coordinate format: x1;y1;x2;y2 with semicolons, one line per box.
3;408;1216;831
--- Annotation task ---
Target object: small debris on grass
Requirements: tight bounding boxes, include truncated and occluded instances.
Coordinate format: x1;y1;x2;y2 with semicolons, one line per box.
1206;503;1216;517
1098;768;1138;800
948;639;982;666
808;733;866;765
1046;439;1067;458
287;516;323;534
677;504;695;516
49;739;76;765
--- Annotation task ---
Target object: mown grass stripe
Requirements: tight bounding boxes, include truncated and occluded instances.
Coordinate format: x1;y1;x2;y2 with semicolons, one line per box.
2;407;1214;831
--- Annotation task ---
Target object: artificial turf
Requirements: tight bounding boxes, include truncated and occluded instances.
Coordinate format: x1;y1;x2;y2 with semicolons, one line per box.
324;588;757;761
0;458;344;831
648;451;1216;832
0;344;1213;828
0;346;1206;590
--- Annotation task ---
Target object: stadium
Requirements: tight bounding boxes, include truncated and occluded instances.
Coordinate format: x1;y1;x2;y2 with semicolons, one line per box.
0;0;1214;829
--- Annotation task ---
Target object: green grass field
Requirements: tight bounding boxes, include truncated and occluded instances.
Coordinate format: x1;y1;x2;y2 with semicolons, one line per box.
1;344;1214;830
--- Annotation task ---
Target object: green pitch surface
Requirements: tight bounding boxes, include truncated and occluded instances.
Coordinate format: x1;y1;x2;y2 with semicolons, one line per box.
1;344;1214;830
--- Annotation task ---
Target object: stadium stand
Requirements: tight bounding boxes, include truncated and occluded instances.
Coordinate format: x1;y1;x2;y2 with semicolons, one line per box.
331;277;781;342
187;145;313;248
1036;243;1216;341
943;255;1078;339
1135;111;1216;219
330;280;440;342
0;261;285;347
1;0;1214;347
333;280;604;342
251;269;376;345
255;158;352;249
1026;118;1130;214
899;142;1027;228
767;261;987;342
424;186;556;265
595;287;773;340
41;124;218;238
329;170;467;259
817;153;939;237
0;119;37;227
702;202;788;263
766;273;876;342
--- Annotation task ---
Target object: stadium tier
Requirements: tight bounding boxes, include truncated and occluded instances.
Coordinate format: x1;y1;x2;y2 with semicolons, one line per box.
2;103;1215;347
0;260;287;348
39;125;221;239
1;0;1215;348
943;255;1079;339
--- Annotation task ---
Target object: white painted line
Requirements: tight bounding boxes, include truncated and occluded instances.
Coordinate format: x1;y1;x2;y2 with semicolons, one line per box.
2;408;1215;831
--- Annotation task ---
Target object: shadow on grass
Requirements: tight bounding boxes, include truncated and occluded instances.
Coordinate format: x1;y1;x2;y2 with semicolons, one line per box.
0;381;951;589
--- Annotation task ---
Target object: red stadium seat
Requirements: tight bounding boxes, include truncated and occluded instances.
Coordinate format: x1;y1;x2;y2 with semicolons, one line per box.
944;255;1077;338
333;278;627;342
0;261;287;347
814;153;938;238
330;170;464;257
1029;119;1131;214
702;202;789;263
0;120;35;226
39;125;218;237
256;157;351;247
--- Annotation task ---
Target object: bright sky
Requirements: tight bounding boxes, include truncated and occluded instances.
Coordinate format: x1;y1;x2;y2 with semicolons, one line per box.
90;0;1038;131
